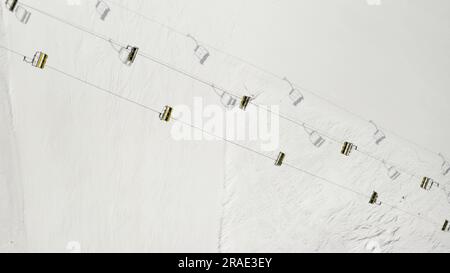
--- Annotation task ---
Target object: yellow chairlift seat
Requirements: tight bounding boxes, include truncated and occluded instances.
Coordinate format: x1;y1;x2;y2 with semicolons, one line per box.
341;142;357;156
5;0;18;12
15;6;31;24
33;52;48;69
420;177;439;191
275;152;285;166
239;96;252;111
23;51;48;69
159;106;173;122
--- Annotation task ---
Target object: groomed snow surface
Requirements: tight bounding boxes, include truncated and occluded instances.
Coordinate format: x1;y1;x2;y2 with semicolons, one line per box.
1;0;449;252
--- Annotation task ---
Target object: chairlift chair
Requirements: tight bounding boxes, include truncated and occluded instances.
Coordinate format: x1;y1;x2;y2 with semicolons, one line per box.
220;93;237;109
118;45;139;66
369;191;381;205
240;96;252;111
194;45;210;65
387;166;401;180
23;51;48;69
5;0;18;12
369;121;386;145
14;5;31;24
382;160;401;180
443;220;449;232
275;152;286;166
283;77;304;107
211;85;237;109
302;125;325;148
439;153;450;176
96;0;110;21
159;106;173;122
309;131;326;148
5;0;31;24
187;34;210;65
341;142;357;156
443;164;450;176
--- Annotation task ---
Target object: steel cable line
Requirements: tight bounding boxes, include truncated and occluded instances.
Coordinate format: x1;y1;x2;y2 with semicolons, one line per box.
16;2;444;193
101;3;447;194
19;2;346;143
100;0;441;158
98;0;445;183
0;44;443;231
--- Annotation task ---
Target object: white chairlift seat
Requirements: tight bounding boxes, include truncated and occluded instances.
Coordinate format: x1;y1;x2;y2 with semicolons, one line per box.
96;0;110;21
387;166;401;180
309;131;326;148
369;121;386;145
15;6;31;24
23;51;48;69
439;154;450;176
302;125;325;148
220;93;237;109
118;45;139;66
443;163;450;176
187;34;210;65
194;45;210;65
5;0;31;24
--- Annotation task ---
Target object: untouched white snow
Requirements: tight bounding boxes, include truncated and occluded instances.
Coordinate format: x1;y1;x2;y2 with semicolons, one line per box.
1;0;449;252
4;0;225;252
0;11;25;252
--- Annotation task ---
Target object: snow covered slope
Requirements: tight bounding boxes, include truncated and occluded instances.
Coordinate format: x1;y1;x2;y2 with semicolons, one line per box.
0;11;25;252
220;93;450;252
1;0;449;252
4;0;225;252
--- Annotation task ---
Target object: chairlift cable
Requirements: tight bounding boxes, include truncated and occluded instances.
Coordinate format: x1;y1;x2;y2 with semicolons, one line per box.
19;2;347;148
8;2;447;200
0;44;443;232
99;0;441;158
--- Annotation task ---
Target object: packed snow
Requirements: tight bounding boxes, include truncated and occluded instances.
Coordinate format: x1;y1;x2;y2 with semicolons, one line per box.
1;0;449;252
